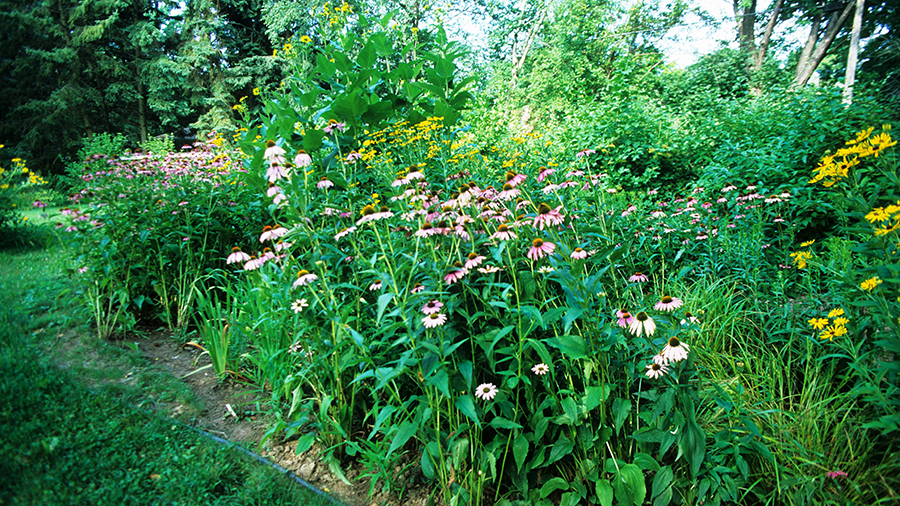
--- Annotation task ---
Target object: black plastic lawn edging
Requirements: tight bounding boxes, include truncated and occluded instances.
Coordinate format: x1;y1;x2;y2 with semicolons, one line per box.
185;424;347;506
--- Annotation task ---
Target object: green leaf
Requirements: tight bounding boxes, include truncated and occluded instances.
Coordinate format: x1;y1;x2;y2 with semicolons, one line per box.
539;477;569;498
294;433;315;454
547;334;589;360
612;397;632;433
376;292;394;324
455;395;480;427
513;433;529;473
546;436;574;466
596;479;613;506
357;41;376;68
425;366;450;398
584;385;610;412
613;464;646;506
387;421;417;456
489;417;523;430
634;453;660;472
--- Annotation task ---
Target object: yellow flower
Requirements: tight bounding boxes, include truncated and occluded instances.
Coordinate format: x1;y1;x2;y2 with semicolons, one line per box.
819;328;834;341
866;207;891;223
860;277;883;291
300;35;312;44
808;318;829;330
828;308;845;318
801;240;816;247
846;126;874;145
790;250;812;269
253;87;260;95
829;325;848;338
833;317;849;327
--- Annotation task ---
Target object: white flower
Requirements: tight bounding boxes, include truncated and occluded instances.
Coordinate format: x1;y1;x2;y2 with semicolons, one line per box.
474;383;498;401
291;298;309;313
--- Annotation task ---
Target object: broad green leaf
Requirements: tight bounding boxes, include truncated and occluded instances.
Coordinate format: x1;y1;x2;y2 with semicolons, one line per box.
387;421;417;456
513;433;529;472
539;477;569;498
455;395;480;427
596;479;613;506
613;463;646;506
547;334;589;360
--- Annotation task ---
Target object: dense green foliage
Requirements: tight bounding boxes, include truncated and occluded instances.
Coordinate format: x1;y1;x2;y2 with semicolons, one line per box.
5;0;900;505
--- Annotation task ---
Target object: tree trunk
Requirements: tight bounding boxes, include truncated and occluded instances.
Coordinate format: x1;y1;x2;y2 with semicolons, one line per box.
794;2;855;87
753;0;783;72
137;75;148;145
510;7;547;89
795;11;821;80
733;0;758;55
843;0;866;104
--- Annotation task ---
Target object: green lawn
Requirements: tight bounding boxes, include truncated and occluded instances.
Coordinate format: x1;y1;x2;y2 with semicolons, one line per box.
0;243;337;506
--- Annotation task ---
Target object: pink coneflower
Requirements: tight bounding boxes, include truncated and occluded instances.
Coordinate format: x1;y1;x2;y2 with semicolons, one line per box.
407;169;424;180
226;247;251;265
266;163;288;182
660;336;690;362
474;383;498;401
259;225;289;242
505;171;526;187
645;362;668;379
616;309;635;328
292;270;318;288
575;148;596;158
415;222;437;238
323;119;346;134
496;183;520;201
654;296;683;312
533;203;565;230
465;252;486;269
369;280;382;291
629;312;656;336
275;241;292;252
317;178;334;189
531;363;550;375
629;272;649;283
264;140;286;164
391;176;410;187
411;283;425;294
243;255;265;270
537;167;555;182
422;313;448;328
345;151;362;162
334;226;356;241
444;262;469;284
570;248;587;260
680;312;700;325
527;239;556;261
478;265;502;274
491;223;517;241
826;470;847;480
294;150;312;167
422;300;444;315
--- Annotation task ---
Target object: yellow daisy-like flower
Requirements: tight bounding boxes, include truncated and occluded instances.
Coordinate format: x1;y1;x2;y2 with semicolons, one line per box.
819;329;834;341
833;317;849;327
808;318;829;330
866;207;891;223
801;240;816;247
253;87;260;95
830;325;848;338
828;308;845;318
300;35;312;43
860;277;883;291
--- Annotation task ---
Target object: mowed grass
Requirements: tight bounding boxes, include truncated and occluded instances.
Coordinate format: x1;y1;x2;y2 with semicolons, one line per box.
0;243;337;506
